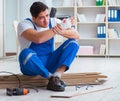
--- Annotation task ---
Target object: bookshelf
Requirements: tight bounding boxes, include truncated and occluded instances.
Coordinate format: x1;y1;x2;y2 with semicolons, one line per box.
1;0;120;57
46;0;120;57
77;5;106;56
107;3;120;56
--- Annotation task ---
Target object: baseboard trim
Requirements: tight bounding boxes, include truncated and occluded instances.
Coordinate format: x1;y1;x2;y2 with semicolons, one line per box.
6;52;16;56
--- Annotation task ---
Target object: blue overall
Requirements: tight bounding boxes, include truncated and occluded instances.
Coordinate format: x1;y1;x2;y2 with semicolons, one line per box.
19;18;79;78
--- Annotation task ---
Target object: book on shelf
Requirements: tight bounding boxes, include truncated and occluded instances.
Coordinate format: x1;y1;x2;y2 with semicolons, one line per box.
97;25;106;38
95;14;106;22
96;0;103;6
108;28;119;38
77;14;87;22
77;46;94;55
77;0;83;6
99;44;106;55
108;0;120;6
108;9;120;22
103;0;106;5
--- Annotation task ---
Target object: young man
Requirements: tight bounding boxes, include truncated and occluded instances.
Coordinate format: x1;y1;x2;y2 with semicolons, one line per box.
18;1;79;91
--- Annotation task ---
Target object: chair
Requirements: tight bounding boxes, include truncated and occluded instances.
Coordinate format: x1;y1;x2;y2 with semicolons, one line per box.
13;20;19;60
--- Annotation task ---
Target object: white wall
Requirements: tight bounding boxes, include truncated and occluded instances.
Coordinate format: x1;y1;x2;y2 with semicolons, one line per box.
19;0;45;21
19;0;33;21
4;0;18;53
0;0;4;57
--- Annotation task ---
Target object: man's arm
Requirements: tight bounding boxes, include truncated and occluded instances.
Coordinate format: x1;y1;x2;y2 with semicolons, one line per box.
21;28;56;44
59;28;80;39
20;17;79;44
53;17;80;39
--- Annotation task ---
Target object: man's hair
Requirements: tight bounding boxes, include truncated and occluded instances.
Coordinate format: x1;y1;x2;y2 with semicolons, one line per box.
30;1;48;18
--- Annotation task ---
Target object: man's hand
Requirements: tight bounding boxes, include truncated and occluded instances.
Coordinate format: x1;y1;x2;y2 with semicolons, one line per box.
52;24;64;35
51;17;80;39
52;24;79;39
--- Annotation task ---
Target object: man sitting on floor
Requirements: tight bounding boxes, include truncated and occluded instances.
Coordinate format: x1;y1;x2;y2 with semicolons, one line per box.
17;1;79;91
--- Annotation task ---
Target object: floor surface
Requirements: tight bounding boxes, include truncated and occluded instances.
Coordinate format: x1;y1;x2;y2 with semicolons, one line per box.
0;57;120;101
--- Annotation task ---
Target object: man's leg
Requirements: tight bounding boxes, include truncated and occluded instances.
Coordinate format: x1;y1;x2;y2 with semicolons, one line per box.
19;48;51;78
46;39;79;91
56;65;66;75
47;39;79;73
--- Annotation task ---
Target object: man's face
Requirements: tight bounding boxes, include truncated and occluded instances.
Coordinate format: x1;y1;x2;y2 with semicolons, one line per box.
33;9;49;28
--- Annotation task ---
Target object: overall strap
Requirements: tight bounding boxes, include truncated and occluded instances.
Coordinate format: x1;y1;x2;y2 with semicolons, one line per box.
25;18;54;55
25;18;37;30
49;18;52;28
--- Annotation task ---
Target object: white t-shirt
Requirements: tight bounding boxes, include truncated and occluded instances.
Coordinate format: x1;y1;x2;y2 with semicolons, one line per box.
17;18;61;51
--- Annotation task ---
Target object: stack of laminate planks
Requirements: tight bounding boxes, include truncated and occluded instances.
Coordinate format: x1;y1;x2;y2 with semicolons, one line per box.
0;72;107;88
61;72;107;86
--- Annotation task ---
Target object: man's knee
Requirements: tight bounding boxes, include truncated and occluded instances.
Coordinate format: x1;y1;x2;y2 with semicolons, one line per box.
63;39;79;50
19;48;36;64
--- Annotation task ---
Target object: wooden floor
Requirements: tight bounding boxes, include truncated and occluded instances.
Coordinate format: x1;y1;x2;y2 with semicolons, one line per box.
0;57;120;101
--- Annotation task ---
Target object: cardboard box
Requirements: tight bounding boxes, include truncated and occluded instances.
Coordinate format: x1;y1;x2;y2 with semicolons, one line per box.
77;46;94;55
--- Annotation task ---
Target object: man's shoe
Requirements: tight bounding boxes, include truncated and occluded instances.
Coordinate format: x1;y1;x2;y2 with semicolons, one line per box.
60;80;67;87
47;76;65;91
